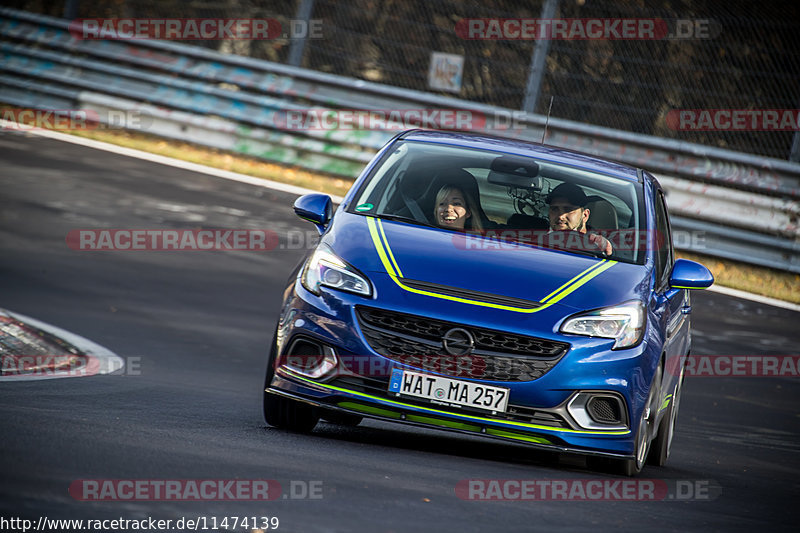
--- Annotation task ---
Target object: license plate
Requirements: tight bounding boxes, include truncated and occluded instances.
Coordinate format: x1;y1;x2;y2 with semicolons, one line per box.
388;369;509;413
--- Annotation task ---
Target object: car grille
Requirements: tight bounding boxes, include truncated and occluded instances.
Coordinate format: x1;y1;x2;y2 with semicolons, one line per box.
355;306;569;382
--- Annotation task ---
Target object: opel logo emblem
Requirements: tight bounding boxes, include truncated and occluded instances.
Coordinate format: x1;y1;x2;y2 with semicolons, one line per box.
442;328;474;356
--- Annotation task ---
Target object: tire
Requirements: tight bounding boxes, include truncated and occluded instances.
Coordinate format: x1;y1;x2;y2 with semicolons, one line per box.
263;391;320;432
648;360;684;466
262;329;320;432
616;363;663;476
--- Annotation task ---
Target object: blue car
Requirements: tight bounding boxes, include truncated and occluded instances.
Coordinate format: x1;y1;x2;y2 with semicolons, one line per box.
263;129;713;475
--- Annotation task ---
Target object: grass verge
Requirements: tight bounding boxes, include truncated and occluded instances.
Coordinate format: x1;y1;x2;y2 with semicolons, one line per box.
676;251;799;305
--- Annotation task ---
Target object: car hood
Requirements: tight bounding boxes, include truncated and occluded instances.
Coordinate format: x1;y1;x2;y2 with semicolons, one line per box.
325;214;650;312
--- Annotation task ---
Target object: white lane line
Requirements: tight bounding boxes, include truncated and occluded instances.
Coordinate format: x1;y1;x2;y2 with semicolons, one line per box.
5;121;797;312
706;285;800;313
0;120;345;203
0;309;125;381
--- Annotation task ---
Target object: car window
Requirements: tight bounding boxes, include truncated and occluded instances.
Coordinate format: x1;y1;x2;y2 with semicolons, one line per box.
349;141;646;264
653;189;674;287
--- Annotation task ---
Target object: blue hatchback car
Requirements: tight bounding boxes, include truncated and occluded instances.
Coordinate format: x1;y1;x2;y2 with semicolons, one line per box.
264;130;713;475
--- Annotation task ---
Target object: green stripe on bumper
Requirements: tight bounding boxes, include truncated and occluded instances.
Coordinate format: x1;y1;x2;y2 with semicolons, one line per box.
283;369;630;436
485;428;553;445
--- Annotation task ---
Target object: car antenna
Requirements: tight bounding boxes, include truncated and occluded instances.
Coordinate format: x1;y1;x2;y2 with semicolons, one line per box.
541;96;554;144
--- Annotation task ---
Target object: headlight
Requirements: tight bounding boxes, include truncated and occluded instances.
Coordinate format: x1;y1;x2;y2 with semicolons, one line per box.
301;244;372;297
560;301;645;349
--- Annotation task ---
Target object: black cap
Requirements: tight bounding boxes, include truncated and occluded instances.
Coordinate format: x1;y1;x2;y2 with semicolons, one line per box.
545;183;589;207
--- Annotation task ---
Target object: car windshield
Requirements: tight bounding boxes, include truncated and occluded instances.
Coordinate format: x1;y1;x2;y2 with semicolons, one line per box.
349;140;646;264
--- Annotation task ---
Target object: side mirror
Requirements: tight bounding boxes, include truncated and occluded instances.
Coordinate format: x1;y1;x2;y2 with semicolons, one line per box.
669;258;714;290
294;193;332;234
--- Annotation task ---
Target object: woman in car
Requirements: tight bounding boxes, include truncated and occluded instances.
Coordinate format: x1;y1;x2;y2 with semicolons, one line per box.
433;184;484;232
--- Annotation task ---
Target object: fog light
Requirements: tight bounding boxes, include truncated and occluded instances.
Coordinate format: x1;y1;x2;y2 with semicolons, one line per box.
587;396;622;424
280;340;338;380
567;391;628;430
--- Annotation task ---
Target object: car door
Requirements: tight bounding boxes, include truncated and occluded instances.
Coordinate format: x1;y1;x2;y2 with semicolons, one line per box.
652;188;689;396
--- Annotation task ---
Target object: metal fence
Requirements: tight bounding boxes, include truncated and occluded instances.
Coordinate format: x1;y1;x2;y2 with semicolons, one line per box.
1;6;799;273
6;0;800;161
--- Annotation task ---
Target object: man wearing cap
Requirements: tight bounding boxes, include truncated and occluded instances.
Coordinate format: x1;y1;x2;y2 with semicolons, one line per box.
545;183;613;256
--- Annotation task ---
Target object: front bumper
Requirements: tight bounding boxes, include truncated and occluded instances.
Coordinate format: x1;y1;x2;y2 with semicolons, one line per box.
266;374;634;459
267;278;661;460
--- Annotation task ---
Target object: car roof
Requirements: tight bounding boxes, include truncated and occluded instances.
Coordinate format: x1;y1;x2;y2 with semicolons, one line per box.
398;129;641;183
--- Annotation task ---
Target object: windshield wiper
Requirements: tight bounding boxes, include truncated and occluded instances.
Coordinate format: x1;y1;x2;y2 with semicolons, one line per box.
571;247;611;260
545;244;610;260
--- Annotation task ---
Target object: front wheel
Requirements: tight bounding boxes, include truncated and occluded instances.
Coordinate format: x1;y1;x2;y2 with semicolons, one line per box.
263;391;320;432
648;361;684;466
617;363;663;476
262;329;320;432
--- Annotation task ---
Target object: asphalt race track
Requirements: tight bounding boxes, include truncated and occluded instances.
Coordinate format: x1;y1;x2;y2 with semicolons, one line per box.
1;132;798;532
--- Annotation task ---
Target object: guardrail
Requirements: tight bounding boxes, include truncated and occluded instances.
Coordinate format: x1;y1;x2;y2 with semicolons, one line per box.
1;7;798;272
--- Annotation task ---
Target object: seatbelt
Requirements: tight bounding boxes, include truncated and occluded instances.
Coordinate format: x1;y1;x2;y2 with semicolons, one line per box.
400;182;428;222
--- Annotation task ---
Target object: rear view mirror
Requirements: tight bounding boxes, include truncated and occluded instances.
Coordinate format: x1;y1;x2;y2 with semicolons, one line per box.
488;155;542;189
